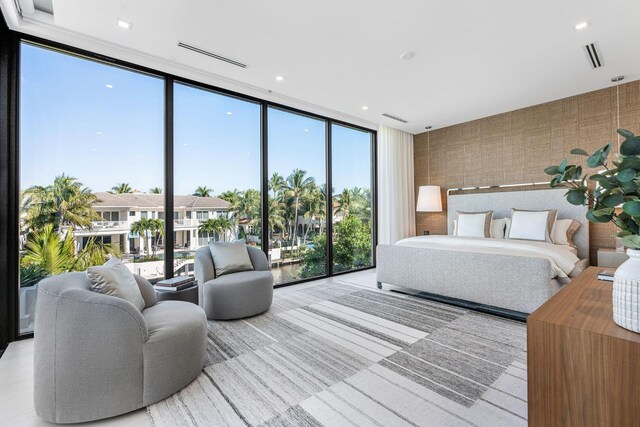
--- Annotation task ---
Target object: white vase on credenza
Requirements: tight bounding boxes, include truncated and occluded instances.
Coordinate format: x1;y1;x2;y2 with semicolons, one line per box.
613;249;640;333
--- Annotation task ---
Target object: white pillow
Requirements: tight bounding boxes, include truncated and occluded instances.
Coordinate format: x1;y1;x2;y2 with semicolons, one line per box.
454;218;505;239
490;218;506;239
551;219;580;246
455;211;492;238
508;209;557;242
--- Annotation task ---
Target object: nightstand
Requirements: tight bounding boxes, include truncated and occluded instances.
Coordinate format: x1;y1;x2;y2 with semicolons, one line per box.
597;248;629;268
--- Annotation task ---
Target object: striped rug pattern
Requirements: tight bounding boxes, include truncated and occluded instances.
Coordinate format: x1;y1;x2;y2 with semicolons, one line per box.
148;277;528;426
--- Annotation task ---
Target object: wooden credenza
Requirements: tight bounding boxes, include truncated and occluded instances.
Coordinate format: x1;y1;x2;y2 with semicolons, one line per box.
528;267;640;426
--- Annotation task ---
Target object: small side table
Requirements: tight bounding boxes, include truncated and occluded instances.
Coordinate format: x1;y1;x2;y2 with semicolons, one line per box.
597;248;629;268
155;284;199;305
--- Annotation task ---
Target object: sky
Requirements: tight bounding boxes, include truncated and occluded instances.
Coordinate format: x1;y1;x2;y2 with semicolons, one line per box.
20;43;373;197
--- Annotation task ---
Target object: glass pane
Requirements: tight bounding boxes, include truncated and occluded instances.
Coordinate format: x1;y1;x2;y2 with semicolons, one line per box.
331;124;374;273
268;107;327;285
19;42;165;334
174;82;261;277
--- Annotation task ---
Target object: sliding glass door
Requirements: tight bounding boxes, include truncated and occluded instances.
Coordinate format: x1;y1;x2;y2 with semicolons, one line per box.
267;107;328;285
173;82;261;276
19;42;164;333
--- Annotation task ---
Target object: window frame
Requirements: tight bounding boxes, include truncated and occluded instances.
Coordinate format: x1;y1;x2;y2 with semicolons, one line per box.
3;31;377;345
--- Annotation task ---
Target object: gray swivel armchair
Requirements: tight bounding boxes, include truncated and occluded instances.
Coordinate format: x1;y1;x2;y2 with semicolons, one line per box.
34;272;208;424
194;245;273;320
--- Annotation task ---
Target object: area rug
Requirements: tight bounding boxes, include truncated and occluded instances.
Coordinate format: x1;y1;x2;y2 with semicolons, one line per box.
148;276;528;426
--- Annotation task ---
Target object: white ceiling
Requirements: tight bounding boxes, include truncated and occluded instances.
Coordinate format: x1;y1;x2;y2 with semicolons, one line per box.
2;0;640;134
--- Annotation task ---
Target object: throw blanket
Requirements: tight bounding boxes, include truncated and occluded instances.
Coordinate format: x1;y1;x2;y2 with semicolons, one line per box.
395;235;580;283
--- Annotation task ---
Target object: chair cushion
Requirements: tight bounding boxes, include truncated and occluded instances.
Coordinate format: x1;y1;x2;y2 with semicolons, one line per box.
142;301;207;405
86;258;145;312
208;241;253;277
202;271;273;320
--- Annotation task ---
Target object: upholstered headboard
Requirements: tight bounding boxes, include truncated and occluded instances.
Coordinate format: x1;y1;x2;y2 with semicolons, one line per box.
447;186;590;259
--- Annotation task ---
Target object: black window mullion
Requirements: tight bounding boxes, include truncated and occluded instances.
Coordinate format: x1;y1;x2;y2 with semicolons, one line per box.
164;78;174;279
261;103;269;261
326;121;333;276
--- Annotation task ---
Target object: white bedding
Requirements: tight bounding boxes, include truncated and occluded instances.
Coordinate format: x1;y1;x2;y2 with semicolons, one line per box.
395;235;580;283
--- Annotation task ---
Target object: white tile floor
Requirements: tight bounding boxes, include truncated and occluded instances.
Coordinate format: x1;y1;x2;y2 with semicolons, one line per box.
0;269;378;426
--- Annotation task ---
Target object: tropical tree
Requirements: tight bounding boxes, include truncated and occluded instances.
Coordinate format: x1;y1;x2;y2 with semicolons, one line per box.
193;186;213;197
269;173;285;199
282;169;315;242
130;218;153;256
22;174;101;232
219;189;242;239
148;218;164;255
301;184;326;244
21;224;120;277
198;217;234;242
267;196;286;237
149;187;162;194
111;183;133;194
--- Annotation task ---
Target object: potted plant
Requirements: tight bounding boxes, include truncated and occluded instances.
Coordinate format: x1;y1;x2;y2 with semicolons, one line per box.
546;128;640;332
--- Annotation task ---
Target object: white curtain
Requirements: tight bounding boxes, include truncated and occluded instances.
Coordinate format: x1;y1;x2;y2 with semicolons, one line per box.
377;125;416;244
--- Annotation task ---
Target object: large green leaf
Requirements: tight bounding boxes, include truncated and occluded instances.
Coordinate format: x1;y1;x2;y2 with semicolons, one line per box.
587;150;603;168
558;159;568;173
618;128;636;139
586;210;612;223
621;235;640;249
544;166;560;176
618;157;640;171
623;200;640;217
570;148;589;156
617;168;637;183
620;137;640;156
602;194;625;207
566;189;586;205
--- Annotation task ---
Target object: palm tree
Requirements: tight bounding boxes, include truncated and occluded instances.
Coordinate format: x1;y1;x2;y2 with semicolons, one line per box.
111;183;133;194
22;174;101;232
22;224;120;276
198;217;233;242
234;189;261;239
148;218;164;255
302;185;326;243
269;173;285;199
149;187;162;194
130;218;153;256
193;186;213;197
219;189;242;239
267;196;286;237
282;169;315;242
334;188;364;218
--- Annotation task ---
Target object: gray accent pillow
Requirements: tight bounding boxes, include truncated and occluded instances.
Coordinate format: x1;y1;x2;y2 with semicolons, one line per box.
208;241;254;277
86;258;145;312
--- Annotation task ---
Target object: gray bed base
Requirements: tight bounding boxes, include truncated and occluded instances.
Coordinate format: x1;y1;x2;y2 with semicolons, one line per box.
376;244;563;315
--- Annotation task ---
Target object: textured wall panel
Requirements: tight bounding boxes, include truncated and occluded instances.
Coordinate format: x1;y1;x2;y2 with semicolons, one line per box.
414;80;640;264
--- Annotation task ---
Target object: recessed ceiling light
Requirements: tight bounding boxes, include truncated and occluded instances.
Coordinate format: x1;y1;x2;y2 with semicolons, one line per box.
275;75;286;82
226;111;233;115
400;52;415;60
575;21;588;30
362;106;369;111
105;84;113;89
116;19;132;30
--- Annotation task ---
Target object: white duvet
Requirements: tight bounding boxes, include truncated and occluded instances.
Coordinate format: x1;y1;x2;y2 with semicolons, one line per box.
395;235;580;282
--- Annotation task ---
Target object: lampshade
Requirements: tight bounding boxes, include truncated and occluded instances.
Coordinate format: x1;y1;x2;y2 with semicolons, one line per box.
416;185;443;212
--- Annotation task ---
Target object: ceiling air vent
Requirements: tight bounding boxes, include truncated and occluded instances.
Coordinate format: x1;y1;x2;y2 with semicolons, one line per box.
177;42;247;69
382;113;408;124
584;43;602;69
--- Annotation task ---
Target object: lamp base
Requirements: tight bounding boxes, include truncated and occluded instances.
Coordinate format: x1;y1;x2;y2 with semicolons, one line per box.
423;231;430;236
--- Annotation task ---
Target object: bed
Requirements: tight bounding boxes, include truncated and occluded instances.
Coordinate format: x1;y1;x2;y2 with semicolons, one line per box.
376;186;589;317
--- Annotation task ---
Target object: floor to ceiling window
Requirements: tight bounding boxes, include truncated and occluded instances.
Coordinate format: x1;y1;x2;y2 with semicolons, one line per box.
173;82;261;275
268;107;327;285
331;124;374;273
18;42;164;333
12;37;376;339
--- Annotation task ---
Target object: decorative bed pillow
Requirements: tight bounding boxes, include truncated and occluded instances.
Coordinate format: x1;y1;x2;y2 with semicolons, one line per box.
453;218;505;239
507;209;557;242
86;258;145;312
454;211;492;238
490;218;506;239
209;241;254;277
551;219;580;246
